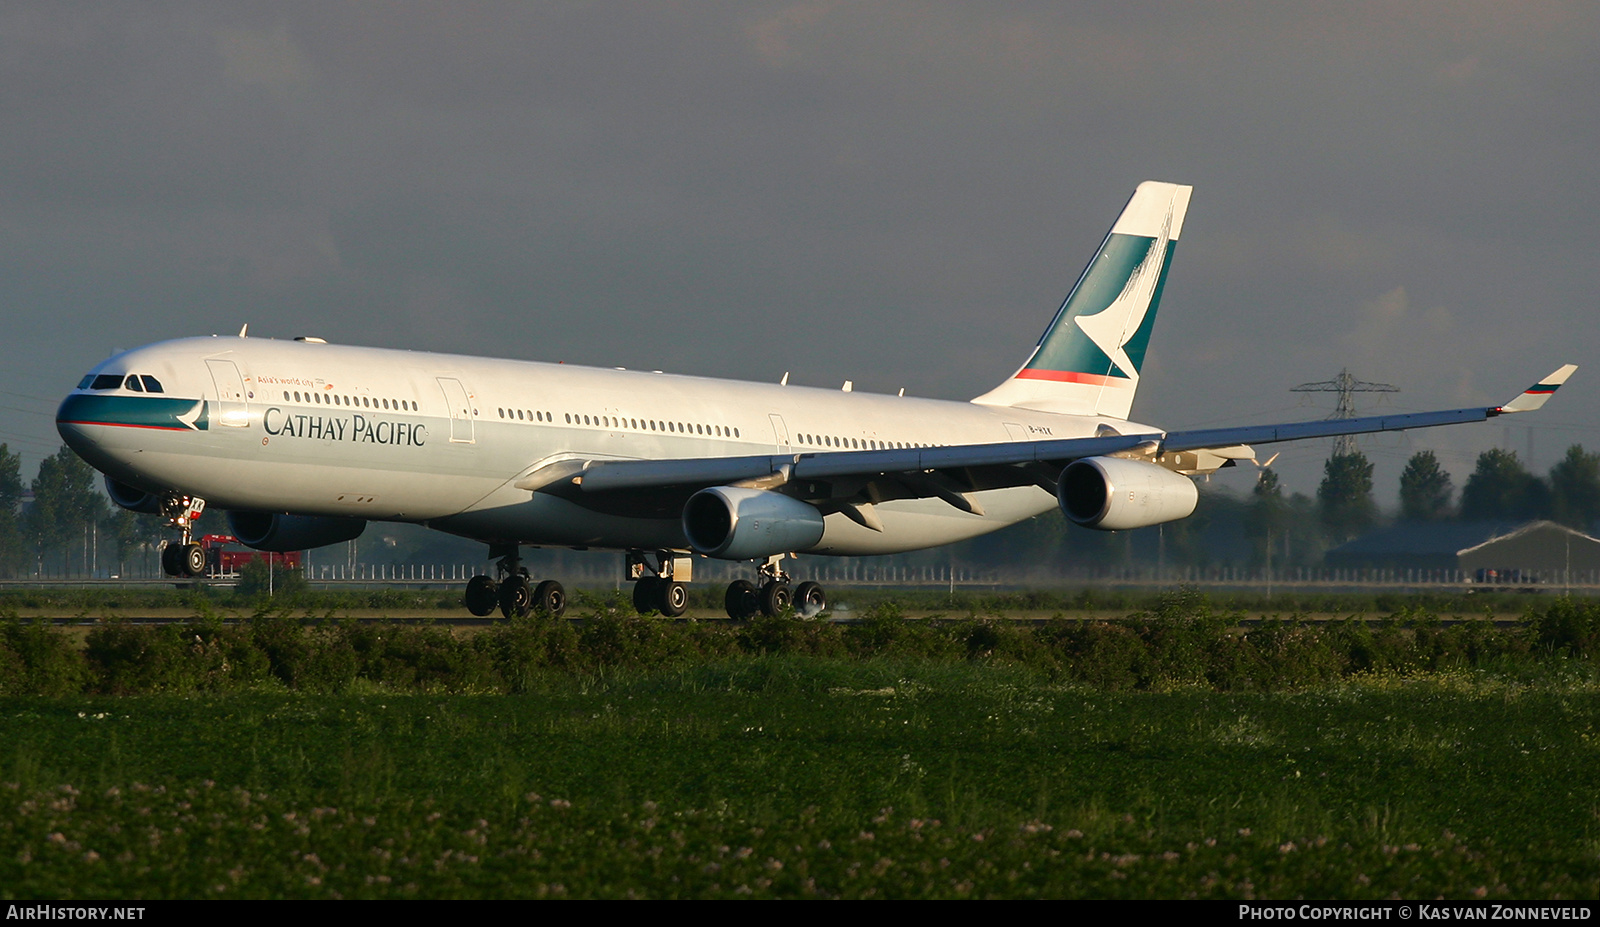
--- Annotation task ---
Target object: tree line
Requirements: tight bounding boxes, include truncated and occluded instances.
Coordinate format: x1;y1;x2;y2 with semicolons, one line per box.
1314;444;1600;539
1230;443;1600;571
6;441;1599;581
0;444;189;579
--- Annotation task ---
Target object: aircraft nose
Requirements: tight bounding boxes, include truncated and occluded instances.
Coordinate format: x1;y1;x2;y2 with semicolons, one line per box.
56;395;94;454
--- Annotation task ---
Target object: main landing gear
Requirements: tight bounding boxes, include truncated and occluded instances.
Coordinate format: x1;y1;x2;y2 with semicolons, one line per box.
158;494;209;578
459;547;830;622
628;549;693;617
720;555;827;620
463;545;566;619
625;551;828;620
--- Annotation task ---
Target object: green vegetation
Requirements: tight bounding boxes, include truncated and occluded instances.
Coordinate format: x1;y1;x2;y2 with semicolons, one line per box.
3;671;1599;899
2;593;1599;899
0;582;1580;622
3;593;1600;695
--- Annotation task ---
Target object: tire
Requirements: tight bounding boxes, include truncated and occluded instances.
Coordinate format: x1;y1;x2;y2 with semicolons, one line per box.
724;580;759;620
658;581;688;617
181;542;208;577
793;581;827;617
633;578;660;615
465;575;498;617
161;544;184;578
759;581;791;618
532;580;566;618
499;574;532;619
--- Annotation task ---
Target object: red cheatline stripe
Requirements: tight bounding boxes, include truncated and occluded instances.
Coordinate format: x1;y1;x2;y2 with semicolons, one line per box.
1015;369;1125;386
58;419;188;431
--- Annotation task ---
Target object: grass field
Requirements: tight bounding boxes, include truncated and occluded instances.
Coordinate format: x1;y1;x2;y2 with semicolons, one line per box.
4;659;1600;899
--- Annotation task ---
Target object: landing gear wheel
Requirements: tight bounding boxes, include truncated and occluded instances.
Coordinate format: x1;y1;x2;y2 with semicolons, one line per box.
759;581;792;618
633;578;660;615
499;574;532;618
180;542;207;577
793;581;826;617
161;544;184;578
465;575;499;617
725;580;759;620
532;580;566;618
657;581;688;618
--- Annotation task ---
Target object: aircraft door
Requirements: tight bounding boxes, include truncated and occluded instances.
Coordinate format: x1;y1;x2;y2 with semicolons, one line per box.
769;413;792;452
437;377;475;444
206;359;250;428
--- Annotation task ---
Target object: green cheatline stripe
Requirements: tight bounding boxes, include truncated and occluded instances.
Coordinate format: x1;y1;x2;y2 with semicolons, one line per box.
57;394;208;431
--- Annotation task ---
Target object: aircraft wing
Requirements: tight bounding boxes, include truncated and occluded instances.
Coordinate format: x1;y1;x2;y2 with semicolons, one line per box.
554;365;1575;512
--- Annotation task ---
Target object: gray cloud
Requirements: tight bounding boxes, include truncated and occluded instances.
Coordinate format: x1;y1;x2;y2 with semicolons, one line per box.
3;1;1597;504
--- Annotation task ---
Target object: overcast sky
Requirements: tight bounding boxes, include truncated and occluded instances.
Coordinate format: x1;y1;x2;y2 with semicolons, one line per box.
3;1;1597;506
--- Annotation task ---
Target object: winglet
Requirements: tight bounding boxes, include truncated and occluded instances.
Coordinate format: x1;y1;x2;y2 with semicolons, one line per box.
1497;364;1578;414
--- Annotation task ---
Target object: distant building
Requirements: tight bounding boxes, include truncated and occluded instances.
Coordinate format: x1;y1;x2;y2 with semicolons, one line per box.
1326;520;1600;584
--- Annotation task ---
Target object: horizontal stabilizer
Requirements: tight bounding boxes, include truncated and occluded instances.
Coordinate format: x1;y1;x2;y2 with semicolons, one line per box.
1497;364;1578;413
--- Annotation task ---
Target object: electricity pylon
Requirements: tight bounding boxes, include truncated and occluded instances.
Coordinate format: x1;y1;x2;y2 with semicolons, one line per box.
1291;368;1398;456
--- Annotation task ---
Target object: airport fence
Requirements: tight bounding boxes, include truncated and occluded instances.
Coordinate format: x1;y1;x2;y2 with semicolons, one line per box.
8;561;1600;593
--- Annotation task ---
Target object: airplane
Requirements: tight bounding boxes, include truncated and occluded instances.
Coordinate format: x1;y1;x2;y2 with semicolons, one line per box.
55;181;1576;619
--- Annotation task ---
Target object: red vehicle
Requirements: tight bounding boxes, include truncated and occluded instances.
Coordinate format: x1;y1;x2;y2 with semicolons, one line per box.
198;535;301;577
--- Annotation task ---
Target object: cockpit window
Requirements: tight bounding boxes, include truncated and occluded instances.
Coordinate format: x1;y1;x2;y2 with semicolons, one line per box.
124;375;144;392
140;375;163;393
90;374;124;390
77;375;94;389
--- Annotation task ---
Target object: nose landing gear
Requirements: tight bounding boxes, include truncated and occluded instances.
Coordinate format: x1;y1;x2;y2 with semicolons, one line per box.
158;494;208;578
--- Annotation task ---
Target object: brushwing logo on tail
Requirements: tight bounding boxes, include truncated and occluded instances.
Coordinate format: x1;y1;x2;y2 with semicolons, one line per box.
970;181;1190;419
1071;216;1174;382
1021;196;1179;385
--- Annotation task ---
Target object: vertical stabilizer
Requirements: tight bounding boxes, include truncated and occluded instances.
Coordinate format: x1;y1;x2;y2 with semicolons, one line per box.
972;181;1191;419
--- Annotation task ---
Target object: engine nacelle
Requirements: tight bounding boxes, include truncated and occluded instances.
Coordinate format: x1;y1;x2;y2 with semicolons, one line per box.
1057;456;1199;531
228;511;367;552
682;487;826;560
105;476;162;514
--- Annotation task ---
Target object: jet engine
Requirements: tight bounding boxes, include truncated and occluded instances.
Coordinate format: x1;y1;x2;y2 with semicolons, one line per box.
1056;456;1199;531
228;511;367;552
105;476;162;514
682;487;826;560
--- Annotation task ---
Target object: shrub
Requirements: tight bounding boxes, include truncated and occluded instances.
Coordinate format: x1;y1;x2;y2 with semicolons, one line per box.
85;622;201;695
0;615;88;696
1529;598;1600;659
738;615;840;657
233;560;309;602
1242;619;1341;689
1051;621;1147;690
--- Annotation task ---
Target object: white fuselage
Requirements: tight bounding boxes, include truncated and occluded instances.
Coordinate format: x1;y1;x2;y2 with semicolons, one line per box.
59;336;1149;557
